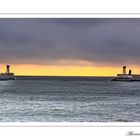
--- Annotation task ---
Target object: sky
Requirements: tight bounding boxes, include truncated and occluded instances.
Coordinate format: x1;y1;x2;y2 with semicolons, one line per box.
0;18;140;76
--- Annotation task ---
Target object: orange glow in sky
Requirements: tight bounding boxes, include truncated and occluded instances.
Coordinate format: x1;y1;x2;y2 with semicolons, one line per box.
1;63;140;76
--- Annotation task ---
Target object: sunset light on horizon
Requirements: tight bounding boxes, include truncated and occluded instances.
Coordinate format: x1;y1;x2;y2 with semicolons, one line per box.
0;64;140;76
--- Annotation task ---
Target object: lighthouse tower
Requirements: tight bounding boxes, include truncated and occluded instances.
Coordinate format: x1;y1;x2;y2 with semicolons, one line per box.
6;65;10;74
122;66;126;75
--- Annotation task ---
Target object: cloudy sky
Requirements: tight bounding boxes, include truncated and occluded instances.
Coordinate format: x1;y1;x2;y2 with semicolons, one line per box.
0;18;140;76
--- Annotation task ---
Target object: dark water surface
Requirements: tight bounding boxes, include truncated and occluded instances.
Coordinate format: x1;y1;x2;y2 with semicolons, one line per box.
0;76;140;122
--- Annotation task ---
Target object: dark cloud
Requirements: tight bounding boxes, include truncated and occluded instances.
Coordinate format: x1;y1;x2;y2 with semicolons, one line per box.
0;18;140;66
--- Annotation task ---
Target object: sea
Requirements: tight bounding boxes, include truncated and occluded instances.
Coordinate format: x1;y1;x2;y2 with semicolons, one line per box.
0;76;140;122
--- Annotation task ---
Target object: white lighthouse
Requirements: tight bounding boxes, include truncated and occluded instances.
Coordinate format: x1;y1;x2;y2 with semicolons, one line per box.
6;65;10;74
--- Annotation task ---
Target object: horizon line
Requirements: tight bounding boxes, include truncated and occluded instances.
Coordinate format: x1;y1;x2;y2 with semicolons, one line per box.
15;75;114;77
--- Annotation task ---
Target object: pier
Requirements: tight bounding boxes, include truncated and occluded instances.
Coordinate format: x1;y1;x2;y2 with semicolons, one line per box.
112;66;140;81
